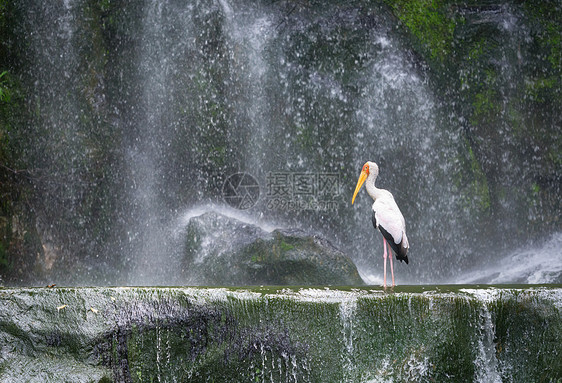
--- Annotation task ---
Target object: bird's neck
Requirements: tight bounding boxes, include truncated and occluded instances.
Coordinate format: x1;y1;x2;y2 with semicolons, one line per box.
365;173;383;201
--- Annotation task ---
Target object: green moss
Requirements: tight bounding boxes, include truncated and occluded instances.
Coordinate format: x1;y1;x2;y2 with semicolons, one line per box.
295;124;314;150
490;294;562;381
524;76;558;103
544;22;562;70
455;141;490;214
0;71;10;102
472;88;500;122
0;286;561;383
524;2;562;73
383;0;456;64
99;0;111;13
278;238;295;252
353;294;481;381
531;183;540;195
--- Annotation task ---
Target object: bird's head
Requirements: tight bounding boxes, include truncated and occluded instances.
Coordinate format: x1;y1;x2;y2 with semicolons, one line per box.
352;161;378;205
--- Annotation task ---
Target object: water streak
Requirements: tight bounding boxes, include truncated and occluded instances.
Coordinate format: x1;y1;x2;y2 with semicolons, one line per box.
340;297;358;382
474;306;502;383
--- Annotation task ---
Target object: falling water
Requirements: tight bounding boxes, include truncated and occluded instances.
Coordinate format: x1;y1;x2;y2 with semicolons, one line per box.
124;0;198;285
474;306;502;383
218;0;274;171
340;297;358;382
349;18;460;282
4;0;560;286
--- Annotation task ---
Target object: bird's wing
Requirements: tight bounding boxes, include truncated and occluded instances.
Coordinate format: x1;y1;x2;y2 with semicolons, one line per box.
372;198;406;245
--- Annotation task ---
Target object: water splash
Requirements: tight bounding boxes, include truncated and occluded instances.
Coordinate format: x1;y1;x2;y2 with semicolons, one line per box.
174;203;279;237
457;232;562;284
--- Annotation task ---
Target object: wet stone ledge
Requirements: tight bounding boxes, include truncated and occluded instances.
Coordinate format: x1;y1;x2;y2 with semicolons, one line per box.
0;285;560;382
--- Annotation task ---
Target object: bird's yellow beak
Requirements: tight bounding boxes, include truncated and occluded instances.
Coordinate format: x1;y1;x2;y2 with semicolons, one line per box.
352;170;368;205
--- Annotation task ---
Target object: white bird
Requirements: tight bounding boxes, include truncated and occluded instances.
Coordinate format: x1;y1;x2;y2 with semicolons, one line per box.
352;161;409;288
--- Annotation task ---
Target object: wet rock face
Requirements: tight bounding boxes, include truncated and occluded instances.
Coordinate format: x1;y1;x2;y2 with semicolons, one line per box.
0;286;561;383
183;212;364;285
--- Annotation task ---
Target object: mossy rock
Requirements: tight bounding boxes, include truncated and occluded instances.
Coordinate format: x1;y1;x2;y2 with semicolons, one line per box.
0;287;561;382
183;212;364;286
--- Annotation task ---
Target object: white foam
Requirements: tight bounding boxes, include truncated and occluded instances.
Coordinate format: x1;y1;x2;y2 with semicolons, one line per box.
180;287;263;304
172;203;279;239
459;288;502;303
457;232;562;284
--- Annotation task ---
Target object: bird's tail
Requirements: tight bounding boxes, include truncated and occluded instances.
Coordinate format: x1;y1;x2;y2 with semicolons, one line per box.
396;233;409;264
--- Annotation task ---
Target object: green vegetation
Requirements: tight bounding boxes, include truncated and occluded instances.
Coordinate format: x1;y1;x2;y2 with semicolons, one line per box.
490;293;562;381
278;238;295;252
383;0;457;64
524;2;562;73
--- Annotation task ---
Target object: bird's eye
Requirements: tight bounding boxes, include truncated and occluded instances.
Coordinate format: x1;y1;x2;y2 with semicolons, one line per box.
363;164;369;173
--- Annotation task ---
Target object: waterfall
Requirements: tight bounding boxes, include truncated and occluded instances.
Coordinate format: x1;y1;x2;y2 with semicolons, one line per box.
218;0;273;171
22;0;88;260
124;0;199;284
350;19;461;282
5;0;560;285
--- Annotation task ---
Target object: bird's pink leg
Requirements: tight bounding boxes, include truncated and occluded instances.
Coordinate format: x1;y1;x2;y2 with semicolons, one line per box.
382;238;388;288
388;241;395;287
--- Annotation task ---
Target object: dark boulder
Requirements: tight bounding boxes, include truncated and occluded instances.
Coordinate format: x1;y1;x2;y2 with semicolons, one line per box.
183;212;364;286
